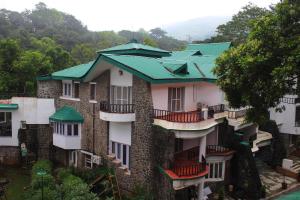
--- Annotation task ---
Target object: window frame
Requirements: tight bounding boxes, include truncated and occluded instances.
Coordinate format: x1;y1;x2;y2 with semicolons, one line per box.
90;83;96;101
168;87;185;112
74;82;80;98
109;140;130;169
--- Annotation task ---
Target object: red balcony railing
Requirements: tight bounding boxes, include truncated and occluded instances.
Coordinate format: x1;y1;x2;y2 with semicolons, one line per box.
153;109;204;123
172;161;207;177
100;101;134;113
206;145;231;155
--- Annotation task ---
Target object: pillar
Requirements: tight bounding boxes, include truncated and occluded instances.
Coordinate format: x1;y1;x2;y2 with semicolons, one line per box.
197;180;205;200
199;135;206;162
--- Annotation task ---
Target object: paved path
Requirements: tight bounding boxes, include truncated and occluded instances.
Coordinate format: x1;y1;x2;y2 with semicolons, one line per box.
256;159;297;195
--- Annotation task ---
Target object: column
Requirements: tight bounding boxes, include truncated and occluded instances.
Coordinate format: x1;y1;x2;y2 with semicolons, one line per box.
199;135;207;162
197;180;205;200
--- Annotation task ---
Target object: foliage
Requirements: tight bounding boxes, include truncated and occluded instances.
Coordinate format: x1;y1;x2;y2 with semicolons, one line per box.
213;0;300;125
260;120;286;167
72;166;110;183
195;3;270;46
61;174;99;200
32;160;53;176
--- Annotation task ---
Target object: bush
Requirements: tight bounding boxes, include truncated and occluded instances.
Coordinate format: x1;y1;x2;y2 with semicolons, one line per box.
32;160;52;178
61;174;99;200
24;187;60;200
57;167;72;182
72;167;110;183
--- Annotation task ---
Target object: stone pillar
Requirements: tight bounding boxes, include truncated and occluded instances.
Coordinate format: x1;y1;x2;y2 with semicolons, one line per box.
197;180;205;200
199;136;206;162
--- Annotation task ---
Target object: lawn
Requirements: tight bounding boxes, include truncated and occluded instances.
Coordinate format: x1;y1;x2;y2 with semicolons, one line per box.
0;167;31;200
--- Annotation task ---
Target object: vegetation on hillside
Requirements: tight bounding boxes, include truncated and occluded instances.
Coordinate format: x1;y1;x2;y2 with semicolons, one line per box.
0;2;186;96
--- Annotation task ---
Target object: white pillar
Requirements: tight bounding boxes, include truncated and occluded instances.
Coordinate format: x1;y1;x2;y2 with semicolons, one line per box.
197;180;205;200
199;136;206;162
202;108;208;120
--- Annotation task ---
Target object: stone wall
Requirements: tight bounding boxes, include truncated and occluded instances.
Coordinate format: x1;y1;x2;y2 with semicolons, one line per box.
0;146;19;165
36;124;53;159
37;80;61;99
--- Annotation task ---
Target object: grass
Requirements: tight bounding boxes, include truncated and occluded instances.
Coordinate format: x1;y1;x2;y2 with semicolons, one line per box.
0;167;31;200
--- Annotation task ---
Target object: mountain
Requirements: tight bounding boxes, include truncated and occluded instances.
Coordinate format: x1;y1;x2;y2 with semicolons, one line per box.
162;16;231;41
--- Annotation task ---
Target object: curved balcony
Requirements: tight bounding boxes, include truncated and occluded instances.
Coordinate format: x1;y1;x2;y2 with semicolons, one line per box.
159;147;208;190
99;101;135;122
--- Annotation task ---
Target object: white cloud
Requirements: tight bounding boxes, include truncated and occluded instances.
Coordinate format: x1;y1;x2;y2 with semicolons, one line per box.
0;0;279;31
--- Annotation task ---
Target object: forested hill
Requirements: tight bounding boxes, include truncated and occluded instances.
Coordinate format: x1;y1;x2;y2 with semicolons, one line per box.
0;2;186;96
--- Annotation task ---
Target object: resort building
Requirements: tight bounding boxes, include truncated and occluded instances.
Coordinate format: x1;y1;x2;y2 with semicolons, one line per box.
1;41;261;199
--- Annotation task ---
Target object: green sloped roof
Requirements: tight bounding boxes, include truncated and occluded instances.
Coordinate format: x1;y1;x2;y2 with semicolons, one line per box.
186;42;231;56
51;61;95;80
49;106;84;123
98;42;171;57
99;54;215;83
0;104;18;110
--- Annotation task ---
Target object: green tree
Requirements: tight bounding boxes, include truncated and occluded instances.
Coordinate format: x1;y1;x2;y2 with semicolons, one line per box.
213;0;300;124
149;28;167;39
196;3;270;46
71;43;96;63
143;37;158;47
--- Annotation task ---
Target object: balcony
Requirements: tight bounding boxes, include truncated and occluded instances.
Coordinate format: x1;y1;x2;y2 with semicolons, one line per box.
99;101;135;122
228;108;247;119
153;109;205;123
206;145;235;157
160;147;208;190
53;134;81;150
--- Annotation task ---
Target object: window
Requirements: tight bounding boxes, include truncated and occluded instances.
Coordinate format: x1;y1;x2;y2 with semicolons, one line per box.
73;124;78;136
74;82;80;98
90;83;96;100
69;151;77;167
0;112;12;137
168;87;185;111
206;161;224;180
85;154;92;169
175;138;183;153
110;86;132;105
109;141;130;169
296;106;300;127
67;124;72;136
63;82;72;97
53;122;80;136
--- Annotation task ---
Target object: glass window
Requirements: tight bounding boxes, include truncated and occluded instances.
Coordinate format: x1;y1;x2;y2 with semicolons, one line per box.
112;141;115;154
73;124;78;136
74;83;80;98
0;112;12;137
169;87;185;111
296;106;300;127
122;145;127;165
85;154;92;169
67;124;72;136
117;143;121;159
0;112;5;123
90;83;96;100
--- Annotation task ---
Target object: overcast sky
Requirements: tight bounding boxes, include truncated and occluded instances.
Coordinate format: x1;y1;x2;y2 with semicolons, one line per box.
1;0;279;31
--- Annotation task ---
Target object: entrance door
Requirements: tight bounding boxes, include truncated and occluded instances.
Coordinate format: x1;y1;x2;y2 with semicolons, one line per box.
69;150;77;167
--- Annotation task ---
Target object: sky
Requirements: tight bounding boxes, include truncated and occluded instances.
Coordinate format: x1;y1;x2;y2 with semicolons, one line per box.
0;0;280;32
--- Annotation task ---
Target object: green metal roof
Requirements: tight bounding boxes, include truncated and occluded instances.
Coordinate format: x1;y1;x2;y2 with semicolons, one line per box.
51;61;95;80
49;106;84;123
40;42;230;83
0;104;18;110
186;42;231;56
98;42;171;57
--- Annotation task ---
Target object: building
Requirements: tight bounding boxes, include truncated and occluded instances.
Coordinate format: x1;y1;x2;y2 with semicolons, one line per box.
1;41;261;199
270;95;300;150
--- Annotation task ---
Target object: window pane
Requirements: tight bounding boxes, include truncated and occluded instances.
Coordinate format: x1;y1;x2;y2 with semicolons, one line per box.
68;84;71;96
122;145;127;165
90;84;96;100
0;113;5;122
219;162;223;178
74;83;79;98
73;124;78;136
117;143;121;159
67;124;72;136
112;141;115;154
214;163;218;178
209;163;213;178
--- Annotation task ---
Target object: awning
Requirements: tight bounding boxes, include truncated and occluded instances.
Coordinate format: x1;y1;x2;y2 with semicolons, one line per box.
49;106;84;123
0;104;18;110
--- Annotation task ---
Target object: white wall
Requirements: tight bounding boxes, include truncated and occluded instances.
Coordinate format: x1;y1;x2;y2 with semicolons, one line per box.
183;138;200;150
0;97;55;147
109;122;131;145
110;67;132;86
53;133;81;149
151;82;224;111
270;95;300;135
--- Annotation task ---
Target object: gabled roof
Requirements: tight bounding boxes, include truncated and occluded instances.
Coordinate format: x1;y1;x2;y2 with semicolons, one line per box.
97;42;171;57
50;61;95;80
186;42;231;56
38;42;230;83
49;106;84;123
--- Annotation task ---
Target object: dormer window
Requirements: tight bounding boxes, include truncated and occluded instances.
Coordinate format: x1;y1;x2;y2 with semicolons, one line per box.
63;81;72;97
62;80;80;100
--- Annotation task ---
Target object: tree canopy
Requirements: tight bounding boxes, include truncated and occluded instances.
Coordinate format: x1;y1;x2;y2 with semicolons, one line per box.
213;0;300;125
195;3;270;46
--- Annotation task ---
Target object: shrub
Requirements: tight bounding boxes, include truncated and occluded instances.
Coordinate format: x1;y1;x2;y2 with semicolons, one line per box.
32;160;52;178
31;174;56;190
57;167;72;182
72;167;110;183
24;187;60;200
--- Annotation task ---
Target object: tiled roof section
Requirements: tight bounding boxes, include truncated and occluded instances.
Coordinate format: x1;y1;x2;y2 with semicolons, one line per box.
0;103;18;110
186;42;231;56
49;106;84;123
51;61;95;80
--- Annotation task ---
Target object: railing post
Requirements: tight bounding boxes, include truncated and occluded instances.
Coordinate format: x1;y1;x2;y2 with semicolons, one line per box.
202;108;208;120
